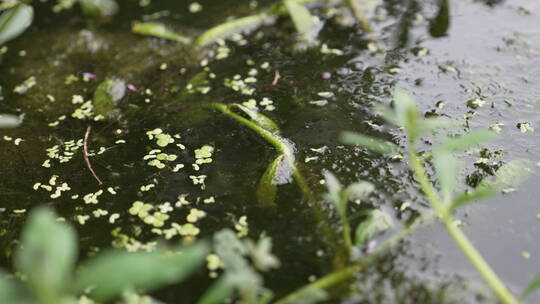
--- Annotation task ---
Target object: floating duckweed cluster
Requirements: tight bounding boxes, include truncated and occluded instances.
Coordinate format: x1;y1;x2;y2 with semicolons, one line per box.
193;144;214;170
242;97;275;112
13;76;36;94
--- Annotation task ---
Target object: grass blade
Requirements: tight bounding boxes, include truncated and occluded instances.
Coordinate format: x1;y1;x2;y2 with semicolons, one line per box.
132;22;191;44
437;130;497;152
194;13;273;47
341;131;398;154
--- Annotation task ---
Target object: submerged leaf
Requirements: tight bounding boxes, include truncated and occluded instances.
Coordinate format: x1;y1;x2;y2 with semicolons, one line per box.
256;154;286;207
355;209;393;247
194;13;273;47
345;181;374;203
231;104;280;134
16;207;77;301
437;130;497;152
284;1;315;34
433;151;458;203
93;78;126;117
521;273;540;300
0;4;33;46
132;22;191;44
341;131;398;154
72;242;208;302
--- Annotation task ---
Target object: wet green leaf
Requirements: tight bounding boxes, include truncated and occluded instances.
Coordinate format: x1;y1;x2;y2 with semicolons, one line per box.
323;171;343;211
79;0;118;18
355;209;393;247
194;13;273;47
0;4;33;46
132;22;191;44
521;273;540;300
93;78;125;117
418;117;457;134
15;207;77;302
196;277;234;304
393;89;420;139
284;1;315;34
0;270;34;304
256;154;285;207
72;242;208;302
437;130;497;152
0;113;21;128
341;131;398;154
231;104;280;134
433;151;457;203
450;159;532;212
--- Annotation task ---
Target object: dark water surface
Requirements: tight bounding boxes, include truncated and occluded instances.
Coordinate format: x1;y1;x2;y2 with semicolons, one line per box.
0;0;539;303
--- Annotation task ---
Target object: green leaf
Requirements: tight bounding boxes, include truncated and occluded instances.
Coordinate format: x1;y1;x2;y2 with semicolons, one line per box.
418;117;457;134
521;273;540;300
345;181;374;203
0;4;33;46
256;154;286;207
437;130;497;152
323;171;343;211
194;13;273;47
93;78;125;117
15;207;77;302
432;151;458;203
355;209;393;247
0;113;21;128
449;159;532;212
284;1;315;34
196;277;234;304
0;270;34;304
393;88;419;130
231;104;280;134
79;0;118;17
72;242;208;302
132;22;191;44
341;131;398;154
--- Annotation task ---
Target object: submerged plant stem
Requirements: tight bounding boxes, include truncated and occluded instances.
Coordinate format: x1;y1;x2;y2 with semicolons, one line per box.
407;145;519;304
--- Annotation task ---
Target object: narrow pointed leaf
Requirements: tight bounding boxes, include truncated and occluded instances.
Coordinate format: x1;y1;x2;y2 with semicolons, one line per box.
72;242;208;302
418;117;457;134
196;277;234;304
256;154;286;207
132;22;191;44
355;209;393;247
437;130;497;152
345;181;374;203
0;4;33;45
284;1;315;34
433;151;457;203
521;273;540;300
231;104;280;134
15;207;77;301
341;131;398;154
194;13;273;47
393;88;419;129
323;171;343;208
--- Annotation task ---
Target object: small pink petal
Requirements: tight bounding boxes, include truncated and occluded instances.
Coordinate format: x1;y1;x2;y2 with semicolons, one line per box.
83;72;96;79
127;84;138;91
365;240;377;253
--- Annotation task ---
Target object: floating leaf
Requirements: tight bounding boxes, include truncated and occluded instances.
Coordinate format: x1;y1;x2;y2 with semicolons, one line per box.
0;113;21;128
93;78;126;117
194;13;273;47
132;22;191;44
15;207;77;302
433;150;458;203
231;104;280;134
0;4;33;46
449;159;532;212
284;1;315;34
341;131;398;154
521;273;540;300
437;130;497;153
355;209;393;247
72;242;208;302
345;181;374;203
79;0;118;18
256;154;286;207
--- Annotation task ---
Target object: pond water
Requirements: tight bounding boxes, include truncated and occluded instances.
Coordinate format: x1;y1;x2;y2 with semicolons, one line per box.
0;0;539;303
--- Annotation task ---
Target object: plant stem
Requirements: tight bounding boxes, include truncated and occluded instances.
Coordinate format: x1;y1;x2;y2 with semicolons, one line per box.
407;145;519;304
274;215;428;304
345;0;373;33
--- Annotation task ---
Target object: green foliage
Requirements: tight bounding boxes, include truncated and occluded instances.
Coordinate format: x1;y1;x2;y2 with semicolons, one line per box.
284;1;315;34
256;154;285;207
354;210;393;247
93;78;126;117
132;22;191;44
340;131;398;154
79;0;118;18
194;13;272;47
521;273;540;301
0;207;209;304
230;104;281;134
0;3;33;46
